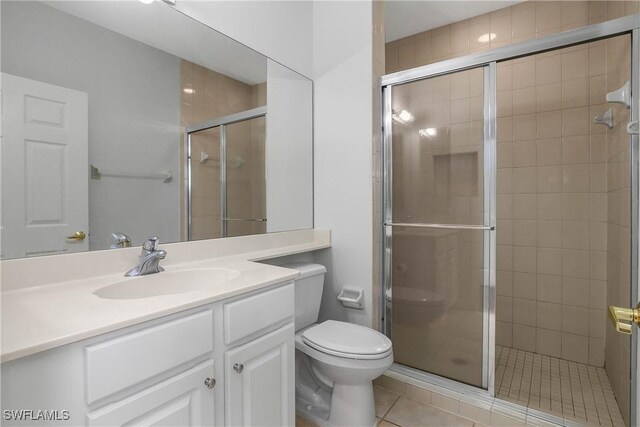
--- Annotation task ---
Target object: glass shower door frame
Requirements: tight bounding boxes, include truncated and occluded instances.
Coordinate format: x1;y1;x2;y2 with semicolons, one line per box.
630;27;639;427
380;14;640;411
185;106;267;240
382;63;497;392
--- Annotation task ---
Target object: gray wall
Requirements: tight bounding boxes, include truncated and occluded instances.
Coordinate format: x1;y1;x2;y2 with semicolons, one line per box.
2;1;181;250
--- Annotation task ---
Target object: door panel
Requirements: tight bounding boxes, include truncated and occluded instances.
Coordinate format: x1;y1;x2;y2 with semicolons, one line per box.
391;69;485;226
385;67;490;389
391;227;485;387
1;73;88;259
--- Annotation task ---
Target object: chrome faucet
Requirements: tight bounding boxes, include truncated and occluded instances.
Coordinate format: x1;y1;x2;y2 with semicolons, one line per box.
125;237;166;277
111;232;132;249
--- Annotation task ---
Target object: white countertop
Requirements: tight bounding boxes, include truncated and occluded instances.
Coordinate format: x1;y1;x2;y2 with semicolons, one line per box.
1;230;330;363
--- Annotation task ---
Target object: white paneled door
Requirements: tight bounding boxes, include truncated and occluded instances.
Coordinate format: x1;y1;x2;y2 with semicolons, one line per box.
1;73;88;258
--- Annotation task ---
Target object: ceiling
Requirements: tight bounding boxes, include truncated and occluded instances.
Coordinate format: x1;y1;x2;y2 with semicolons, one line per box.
385;0;523;42
44;1;267;85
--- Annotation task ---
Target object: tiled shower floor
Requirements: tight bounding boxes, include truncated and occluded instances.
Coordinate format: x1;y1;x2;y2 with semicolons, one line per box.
495;346;625;426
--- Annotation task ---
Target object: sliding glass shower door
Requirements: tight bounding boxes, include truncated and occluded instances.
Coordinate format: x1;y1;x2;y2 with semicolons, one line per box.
383;66;495;389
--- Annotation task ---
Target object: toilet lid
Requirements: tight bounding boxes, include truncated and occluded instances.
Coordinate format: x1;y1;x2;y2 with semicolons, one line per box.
302;320;392;359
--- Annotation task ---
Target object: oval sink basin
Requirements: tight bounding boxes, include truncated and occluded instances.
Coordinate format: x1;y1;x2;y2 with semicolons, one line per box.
94;268;241;300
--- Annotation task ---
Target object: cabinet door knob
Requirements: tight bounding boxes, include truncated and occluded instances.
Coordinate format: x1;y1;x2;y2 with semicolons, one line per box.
204;378;216;389
233;363;244;373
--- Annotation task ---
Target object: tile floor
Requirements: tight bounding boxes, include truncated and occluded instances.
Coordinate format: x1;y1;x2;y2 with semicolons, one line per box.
495;346;625;426
295;346;628;427
296;386;481;427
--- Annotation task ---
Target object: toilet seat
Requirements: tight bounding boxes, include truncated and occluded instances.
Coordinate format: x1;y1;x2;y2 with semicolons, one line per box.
302;320;392;360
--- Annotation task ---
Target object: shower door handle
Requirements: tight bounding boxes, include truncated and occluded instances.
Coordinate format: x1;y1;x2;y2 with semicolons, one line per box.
608;303;640;335
384;222;495;231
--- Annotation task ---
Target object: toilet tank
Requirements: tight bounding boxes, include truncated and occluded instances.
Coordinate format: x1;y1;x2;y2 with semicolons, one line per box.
283;263;326;331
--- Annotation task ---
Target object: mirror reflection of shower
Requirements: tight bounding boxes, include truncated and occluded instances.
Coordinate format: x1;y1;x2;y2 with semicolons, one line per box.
186;107;267;240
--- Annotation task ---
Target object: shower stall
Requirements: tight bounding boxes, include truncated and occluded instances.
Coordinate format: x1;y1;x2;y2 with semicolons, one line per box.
185;107;267;240
380;15;639;426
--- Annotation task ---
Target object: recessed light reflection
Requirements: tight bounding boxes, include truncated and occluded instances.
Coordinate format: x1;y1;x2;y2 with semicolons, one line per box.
183;88;195;94
418;128;437;138
392;109;414;123
478;33;497;43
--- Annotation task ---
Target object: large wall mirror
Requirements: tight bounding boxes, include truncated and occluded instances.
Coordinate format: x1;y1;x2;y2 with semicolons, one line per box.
0;1;313;260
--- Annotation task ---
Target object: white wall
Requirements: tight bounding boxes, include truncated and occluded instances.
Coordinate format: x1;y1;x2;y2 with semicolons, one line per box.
1;1;181;250
266;60;314;233
174;1;314;79
5;0;375;327
312;1;374;327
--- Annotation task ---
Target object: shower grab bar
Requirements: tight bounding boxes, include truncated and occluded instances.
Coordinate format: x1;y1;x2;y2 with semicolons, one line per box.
384;222;495;231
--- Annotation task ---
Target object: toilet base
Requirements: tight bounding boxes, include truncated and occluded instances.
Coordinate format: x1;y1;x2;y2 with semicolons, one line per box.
328;382;377;427
295;348;386;427
294;325;393;427
296;382;376;427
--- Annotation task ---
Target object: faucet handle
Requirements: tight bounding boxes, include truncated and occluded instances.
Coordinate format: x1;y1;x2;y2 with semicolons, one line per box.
143;236;160;251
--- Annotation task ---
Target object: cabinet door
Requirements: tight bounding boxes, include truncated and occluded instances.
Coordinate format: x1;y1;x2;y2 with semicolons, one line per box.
87;360;215;427
225;323;294;427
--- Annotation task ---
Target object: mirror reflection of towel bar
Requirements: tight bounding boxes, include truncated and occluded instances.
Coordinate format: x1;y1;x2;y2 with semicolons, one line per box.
90;164;172;183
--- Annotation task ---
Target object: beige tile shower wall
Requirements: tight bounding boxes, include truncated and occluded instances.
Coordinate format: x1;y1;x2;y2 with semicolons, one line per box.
372;0;385;330
604;35;632;427
494;43;611;368
180;60;266;240
385;1;639;74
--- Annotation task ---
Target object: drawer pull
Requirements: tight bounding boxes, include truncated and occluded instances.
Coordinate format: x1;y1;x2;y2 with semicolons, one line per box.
233;363;244;373
204;378;216;389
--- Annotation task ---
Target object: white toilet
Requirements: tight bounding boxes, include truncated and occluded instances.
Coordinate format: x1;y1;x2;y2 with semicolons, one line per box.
284;263;393;427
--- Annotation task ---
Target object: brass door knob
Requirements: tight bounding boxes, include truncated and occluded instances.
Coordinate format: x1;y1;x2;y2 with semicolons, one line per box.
608;304;640;335
66;231;86;241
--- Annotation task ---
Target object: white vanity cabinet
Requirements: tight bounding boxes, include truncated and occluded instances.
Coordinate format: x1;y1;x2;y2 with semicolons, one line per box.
225;324;294;426
1;281;295;427
222;281;296;427
83;309;216;426
86;360;215;426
